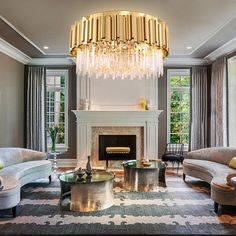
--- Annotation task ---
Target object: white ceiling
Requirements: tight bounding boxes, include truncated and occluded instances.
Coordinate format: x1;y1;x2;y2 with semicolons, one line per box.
1;0;236;60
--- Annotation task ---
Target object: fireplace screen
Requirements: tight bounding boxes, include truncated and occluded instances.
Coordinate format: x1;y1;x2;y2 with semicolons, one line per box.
99;135;136;161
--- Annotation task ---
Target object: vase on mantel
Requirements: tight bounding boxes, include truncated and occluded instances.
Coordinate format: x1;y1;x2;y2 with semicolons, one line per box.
86;155;92;176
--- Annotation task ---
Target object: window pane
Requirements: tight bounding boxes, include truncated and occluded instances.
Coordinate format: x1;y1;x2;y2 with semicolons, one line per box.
171;123;181;133
170;134;180;143
46;76;54;86
61;76;65;87
170;113;181;122
181;113;190;122
59;113;65;122
181;76;190;87
170;76;181;87
171;101;181;112
181;123;189;133
181;101;190;112
182;92;190;101
171;91;182;101
180;134;189;144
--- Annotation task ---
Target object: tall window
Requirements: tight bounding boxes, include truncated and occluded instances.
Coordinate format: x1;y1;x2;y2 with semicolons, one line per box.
46;69;68;151
167;69;190;148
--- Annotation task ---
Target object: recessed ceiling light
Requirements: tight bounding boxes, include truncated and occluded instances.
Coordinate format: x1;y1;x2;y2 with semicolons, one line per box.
43;46;49;49
186;46;192;50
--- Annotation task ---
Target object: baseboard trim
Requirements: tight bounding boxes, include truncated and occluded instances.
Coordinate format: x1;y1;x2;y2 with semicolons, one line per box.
51;159;183;169
51;158;77;167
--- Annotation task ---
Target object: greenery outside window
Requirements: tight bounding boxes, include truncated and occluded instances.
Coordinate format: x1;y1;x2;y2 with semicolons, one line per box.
46;69;68;152
167;69;190;149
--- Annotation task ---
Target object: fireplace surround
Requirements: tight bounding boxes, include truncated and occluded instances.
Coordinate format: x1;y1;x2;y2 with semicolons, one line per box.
73;110;162;167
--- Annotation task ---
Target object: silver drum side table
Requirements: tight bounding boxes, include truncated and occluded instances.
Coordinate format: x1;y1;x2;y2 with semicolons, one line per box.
123;160;167;192
59;169;115;212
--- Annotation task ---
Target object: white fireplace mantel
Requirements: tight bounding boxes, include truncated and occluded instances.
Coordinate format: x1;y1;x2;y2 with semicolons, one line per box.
72;110;163;165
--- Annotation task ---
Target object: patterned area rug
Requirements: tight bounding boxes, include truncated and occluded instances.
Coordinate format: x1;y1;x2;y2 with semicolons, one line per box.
0;171;236;236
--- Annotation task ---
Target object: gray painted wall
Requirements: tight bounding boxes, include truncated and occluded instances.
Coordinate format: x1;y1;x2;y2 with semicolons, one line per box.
0;52;24;147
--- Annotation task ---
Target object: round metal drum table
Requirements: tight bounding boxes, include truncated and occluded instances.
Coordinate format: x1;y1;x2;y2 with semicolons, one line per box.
59;169;115;212
123;160;167;191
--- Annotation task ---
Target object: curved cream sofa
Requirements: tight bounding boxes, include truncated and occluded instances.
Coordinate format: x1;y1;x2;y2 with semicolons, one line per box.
183;147;236;213
0;148;52;217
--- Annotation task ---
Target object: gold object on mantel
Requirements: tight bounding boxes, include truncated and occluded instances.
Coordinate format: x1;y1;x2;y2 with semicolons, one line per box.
69;11;169;79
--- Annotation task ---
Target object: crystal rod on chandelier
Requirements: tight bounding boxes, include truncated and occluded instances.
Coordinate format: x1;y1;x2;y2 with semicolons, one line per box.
70;11;169;79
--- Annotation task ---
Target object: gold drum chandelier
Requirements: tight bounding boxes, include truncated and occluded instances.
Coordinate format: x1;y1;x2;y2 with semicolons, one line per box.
70;11;169;80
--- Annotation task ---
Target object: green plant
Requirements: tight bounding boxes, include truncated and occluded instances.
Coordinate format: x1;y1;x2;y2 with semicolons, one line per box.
47;125;60;152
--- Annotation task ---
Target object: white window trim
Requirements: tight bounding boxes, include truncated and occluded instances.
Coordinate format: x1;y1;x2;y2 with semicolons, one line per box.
167;69;190;151
46;69;69;152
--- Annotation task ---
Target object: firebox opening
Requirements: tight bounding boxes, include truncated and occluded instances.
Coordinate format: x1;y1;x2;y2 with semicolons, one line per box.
99;135;136;161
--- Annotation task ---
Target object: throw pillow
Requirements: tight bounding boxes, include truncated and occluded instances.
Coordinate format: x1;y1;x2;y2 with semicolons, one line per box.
0;162;4;170
229;157;236;169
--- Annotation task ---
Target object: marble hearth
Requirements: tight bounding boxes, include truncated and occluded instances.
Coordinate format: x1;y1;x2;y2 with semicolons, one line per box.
72;110;162;167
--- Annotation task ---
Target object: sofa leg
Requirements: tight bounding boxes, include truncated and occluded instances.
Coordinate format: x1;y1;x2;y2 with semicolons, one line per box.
12;206;17;217
183;173;186;181
49;175;52;183
214;202;219;214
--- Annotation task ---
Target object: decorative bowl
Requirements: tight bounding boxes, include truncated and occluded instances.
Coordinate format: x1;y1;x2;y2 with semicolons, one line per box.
142;162;152;167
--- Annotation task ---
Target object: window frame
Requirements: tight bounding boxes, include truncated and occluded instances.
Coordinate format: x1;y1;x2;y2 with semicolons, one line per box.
167;68;191;150
46;69;69;152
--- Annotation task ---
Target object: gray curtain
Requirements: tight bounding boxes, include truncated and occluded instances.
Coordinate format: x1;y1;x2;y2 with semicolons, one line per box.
26;66;46;151
210;57;226;147
190;66;208;150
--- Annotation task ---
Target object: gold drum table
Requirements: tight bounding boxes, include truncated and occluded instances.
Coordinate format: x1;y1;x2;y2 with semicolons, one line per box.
123;160;167;192
59;169;115;212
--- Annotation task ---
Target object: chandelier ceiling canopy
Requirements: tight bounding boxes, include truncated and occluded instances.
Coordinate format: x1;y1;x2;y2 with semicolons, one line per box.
70;11;169;80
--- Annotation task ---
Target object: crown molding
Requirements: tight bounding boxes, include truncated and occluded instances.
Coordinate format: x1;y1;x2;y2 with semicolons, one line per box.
164;57;209;66
204;37;236;61
0;37;209;66
190;14;236;56
0;15;45;55
0;37;31;64
28;57;75;65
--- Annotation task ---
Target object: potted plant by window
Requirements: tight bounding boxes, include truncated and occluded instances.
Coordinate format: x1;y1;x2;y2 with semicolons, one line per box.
47;125;60;153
